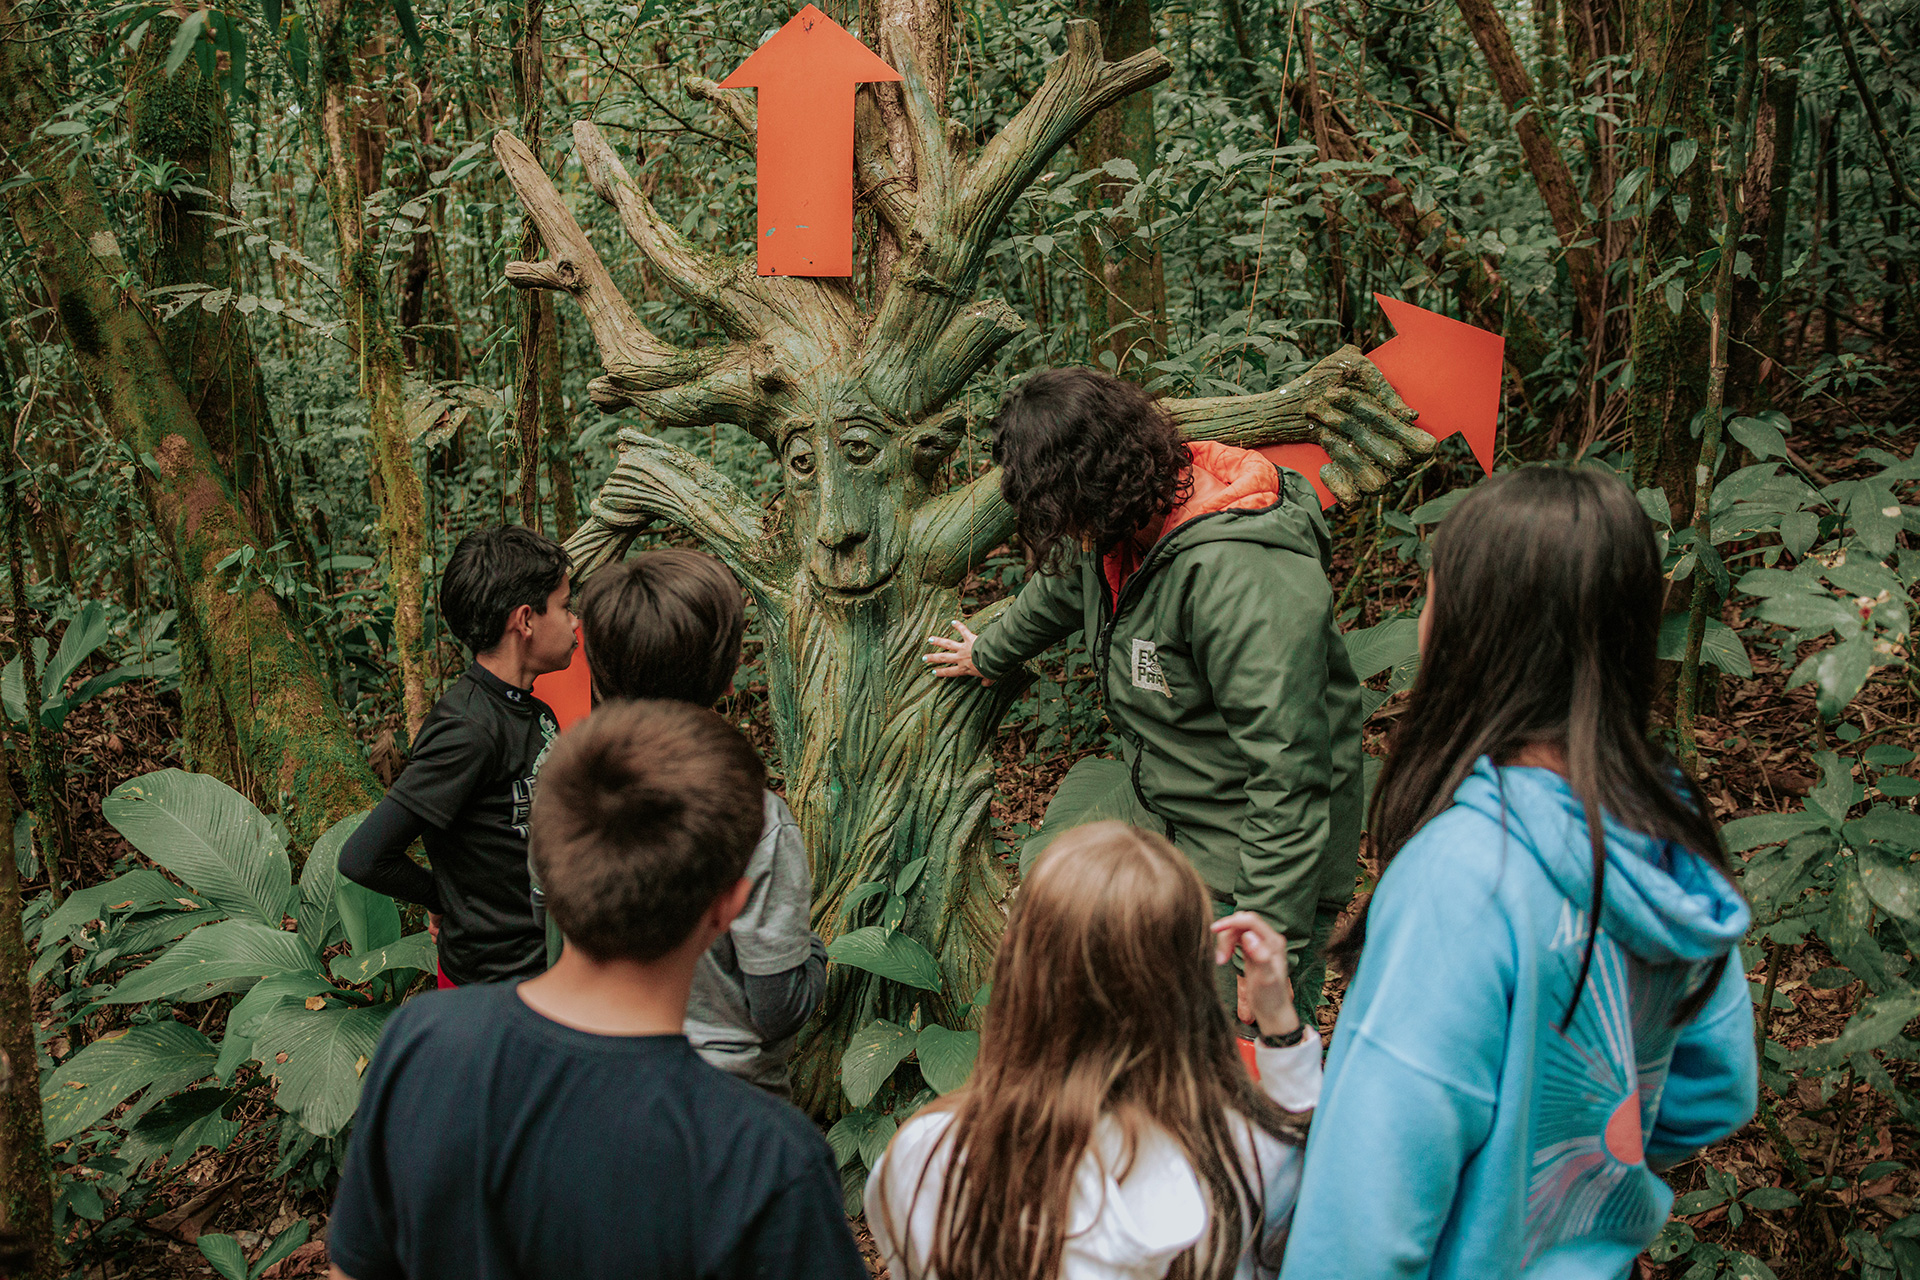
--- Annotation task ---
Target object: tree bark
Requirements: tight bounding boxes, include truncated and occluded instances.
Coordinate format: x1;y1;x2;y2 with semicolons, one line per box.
1730;0;1804;407
128;15;292;794
309;0;432;734
0;0;381;849
0;770;53;1280
511;0;548;531
1454;0;1599;330
1077;0;1168;371
1623;0;1715;522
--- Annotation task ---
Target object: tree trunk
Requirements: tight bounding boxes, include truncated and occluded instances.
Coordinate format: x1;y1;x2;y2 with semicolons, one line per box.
1455;0;1599;331
1077;0;1168;371
0;770;53;1280
511;0;548;531
1730;0;1804;408
1623;0;1715;522
128;15;295;794
309;0;433;734
494;21;1434;1118
0;0;381;849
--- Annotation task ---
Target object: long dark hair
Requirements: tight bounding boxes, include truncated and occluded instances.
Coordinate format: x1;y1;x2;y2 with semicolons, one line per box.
992;368;1193;576
876;822;1300;1280
1331;466;1736;1027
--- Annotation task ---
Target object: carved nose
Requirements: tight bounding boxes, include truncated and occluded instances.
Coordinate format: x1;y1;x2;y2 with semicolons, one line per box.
819;528;868;552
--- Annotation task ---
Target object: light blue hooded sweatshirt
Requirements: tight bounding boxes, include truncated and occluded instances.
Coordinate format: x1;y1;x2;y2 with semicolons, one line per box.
1278;760;1756;1280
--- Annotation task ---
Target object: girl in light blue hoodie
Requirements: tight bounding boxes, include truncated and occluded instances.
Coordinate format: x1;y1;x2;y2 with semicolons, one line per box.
1279;467;1757;1280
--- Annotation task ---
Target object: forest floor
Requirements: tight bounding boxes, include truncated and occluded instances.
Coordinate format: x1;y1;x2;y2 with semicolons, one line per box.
33;360;1920;1278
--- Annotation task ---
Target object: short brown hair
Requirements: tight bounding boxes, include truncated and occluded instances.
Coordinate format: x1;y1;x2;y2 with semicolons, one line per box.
529;700;766;962
575;550;746;708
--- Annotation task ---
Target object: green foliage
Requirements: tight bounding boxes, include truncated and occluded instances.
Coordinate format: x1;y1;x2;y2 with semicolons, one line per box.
32;768;428;1248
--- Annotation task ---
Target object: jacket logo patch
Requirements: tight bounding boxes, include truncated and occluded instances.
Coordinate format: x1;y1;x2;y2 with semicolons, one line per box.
1130;639;1171;696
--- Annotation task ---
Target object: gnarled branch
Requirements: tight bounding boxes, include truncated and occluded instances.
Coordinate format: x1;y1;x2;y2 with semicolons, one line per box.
869;298;1026;421
912;468;1016;587
1169;346;1436;502
589;427;786;588
494;131;721;397
685;76;755;143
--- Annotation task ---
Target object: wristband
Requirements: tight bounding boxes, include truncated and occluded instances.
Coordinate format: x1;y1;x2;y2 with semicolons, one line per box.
1257;1023;1307;1049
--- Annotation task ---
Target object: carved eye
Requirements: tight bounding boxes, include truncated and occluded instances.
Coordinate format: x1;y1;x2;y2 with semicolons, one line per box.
842;432;881;466
786;439;816;477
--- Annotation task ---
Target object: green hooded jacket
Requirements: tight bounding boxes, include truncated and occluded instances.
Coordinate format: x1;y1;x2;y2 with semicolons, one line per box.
972;447;1366;947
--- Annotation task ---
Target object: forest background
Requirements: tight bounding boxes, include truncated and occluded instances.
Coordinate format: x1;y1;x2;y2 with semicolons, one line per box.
0;0;1914;1275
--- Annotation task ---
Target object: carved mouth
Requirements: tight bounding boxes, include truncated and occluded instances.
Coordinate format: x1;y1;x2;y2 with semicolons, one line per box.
813;567;897;601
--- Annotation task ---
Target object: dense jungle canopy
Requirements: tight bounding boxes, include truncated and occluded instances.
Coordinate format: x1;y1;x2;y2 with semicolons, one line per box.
0;0;1915;1275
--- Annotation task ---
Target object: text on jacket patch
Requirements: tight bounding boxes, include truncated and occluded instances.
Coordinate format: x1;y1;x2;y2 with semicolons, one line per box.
1130;639;1171;696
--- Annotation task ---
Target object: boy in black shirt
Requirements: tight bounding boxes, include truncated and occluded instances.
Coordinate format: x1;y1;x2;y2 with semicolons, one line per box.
327;701;868;1280
339;526;575;986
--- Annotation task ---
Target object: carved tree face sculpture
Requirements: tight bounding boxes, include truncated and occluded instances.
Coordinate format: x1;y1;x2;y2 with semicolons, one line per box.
779;396;918;600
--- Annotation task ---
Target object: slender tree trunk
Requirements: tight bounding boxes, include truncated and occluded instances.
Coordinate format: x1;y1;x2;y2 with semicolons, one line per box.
1455;0;1599;330
0;0;381;848
1624;0;1716;523
1821;110;1841;356
0;770;53;1280
542;304;577;539
1729;0;1803;408
511;0;548;530
1077;0;1168;370
1297;4;1352;340
310;0;432;734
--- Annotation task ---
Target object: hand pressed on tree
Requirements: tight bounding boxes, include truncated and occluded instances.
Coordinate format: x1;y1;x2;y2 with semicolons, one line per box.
923;621;991;684
1211;911;1300;1038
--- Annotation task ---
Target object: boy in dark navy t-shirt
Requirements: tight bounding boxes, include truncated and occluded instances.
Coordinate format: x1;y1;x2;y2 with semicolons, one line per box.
327;701;867;1280
339;526;576;985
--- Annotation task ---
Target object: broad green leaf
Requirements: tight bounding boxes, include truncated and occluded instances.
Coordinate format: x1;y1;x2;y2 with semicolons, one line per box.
102;920;322;1005
104;771;292;928
829;927;942;991
163;8;210;77
330;932;435;985
298;812;366;954
1809;751;1857;827
894;857;929;897
39;869;201;952
916;1024;980;1095
1724;1251;1778;1280
1656;613;1752;679
1819;857;1896;994
1636;487;1672;530
41;1021;217;1143
213;972;333;1083
251;1001;395;1136
1728;416;1787;461
195;1233;249;1280
1407;488;1471;526
1814;634;1875;719
841;1019;914;1108
1673;1185;1730;1214
252;1222;312;1278
118;1086;241;1171
1667;137;1699;176
1753;592;1859;634
1721;811;1828;852
1878;776;1920;798
1788;988;1920;1069
1342;617;1420;683
827;1108;896;1170
336;872;403;957
44;602;111;699
1779;511;1818;559
1859;849;1920;923
1848;807;1920;854
1866;745;1917;768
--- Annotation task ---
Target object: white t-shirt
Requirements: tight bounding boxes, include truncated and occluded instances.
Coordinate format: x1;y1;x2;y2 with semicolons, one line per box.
865;1028;1323;1280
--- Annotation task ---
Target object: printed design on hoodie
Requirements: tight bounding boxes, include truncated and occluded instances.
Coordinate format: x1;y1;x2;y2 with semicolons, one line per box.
1523;930;1703;1263
510;713;559;841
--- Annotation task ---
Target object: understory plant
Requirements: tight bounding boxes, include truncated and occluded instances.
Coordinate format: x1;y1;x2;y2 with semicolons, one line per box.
31;770;425;1237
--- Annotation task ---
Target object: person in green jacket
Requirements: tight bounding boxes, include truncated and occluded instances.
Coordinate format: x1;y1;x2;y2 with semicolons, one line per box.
926;368;1400;1029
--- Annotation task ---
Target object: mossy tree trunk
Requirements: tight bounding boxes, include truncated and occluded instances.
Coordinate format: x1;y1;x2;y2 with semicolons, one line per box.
1624;0;1715;522
494;19;1432;1115
1729;0;1805;409
128;16;304;794
1077;0;1168;371
308;0;433;734
0;0;381;849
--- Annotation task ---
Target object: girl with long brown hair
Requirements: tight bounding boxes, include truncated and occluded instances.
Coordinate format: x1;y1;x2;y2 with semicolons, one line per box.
866;821;1321;1280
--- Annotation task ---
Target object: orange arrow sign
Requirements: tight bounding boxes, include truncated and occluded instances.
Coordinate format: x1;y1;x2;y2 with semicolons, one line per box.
1260;295;1504;507
719;6;902;277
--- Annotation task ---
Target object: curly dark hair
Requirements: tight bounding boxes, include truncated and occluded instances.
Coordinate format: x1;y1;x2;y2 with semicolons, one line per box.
991;368;1193;575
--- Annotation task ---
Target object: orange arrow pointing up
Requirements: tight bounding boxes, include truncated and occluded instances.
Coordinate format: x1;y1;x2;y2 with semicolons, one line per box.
719;6;902;277
1260;295;1504;507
